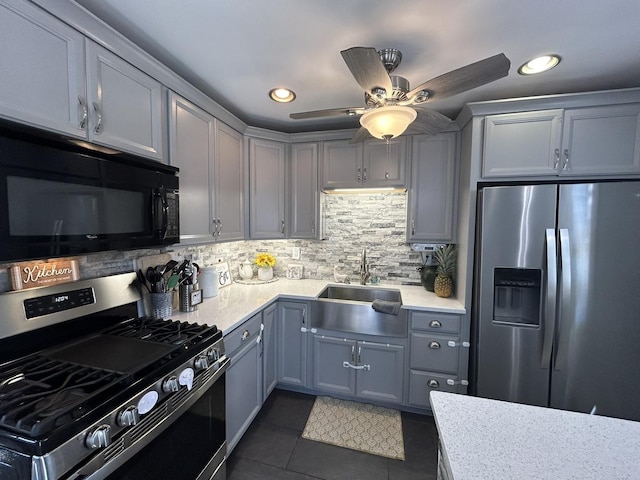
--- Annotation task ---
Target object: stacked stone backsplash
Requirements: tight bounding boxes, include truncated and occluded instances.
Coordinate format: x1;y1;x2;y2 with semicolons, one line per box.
0;192;425;292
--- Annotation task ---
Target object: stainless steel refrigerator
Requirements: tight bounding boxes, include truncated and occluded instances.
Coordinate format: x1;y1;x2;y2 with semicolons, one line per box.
472;181;640;421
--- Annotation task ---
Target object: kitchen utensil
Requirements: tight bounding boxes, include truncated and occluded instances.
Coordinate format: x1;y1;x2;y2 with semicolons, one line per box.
136;269;151;293
166;274;179;290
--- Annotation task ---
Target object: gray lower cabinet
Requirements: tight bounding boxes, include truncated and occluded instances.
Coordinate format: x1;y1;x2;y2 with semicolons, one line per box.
407;132;458;242
312;333;405;405
407;311;466;409
262;303;278;399
482;103;640;178
277;301;309;387
225;313;262;453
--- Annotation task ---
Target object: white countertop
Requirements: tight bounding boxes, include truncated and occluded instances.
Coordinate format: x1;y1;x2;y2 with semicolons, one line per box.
169;279;465;334
430;391;640;480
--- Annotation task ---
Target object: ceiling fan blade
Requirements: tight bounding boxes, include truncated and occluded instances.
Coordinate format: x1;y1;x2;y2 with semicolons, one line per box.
290;107;365;120
407;53;511;101
405;108;452;136
349;127;371;144
341;47;393;97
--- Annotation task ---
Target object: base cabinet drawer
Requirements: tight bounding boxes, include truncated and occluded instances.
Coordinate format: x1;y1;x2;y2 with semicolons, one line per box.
408;370;458;408
410;333;459;374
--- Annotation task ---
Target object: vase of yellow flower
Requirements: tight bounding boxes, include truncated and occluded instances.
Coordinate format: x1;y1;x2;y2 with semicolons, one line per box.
254;252;276;281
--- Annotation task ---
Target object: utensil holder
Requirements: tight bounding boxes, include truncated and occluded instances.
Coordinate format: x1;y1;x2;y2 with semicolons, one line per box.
150;292;173;319
179;283;199;312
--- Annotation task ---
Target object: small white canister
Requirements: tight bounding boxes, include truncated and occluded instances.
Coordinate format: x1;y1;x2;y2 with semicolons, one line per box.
199;267;218;298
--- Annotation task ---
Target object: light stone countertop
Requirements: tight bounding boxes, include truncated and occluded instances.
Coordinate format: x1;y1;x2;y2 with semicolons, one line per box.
170;279;465;334
430;391;640;480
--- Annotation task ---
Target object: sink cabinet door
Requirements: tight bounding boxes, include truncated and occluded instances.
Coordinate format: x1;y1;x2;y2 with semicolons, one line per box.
277;301;309;387
356;341;405;404
312;335;357;396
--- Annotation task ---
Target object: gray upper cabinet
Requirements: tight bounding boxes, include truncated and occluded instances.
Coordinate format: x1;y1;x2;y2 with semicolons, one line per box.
321;138;406;189
0;0;86;137
483;104;640;178
289;143;319;239
169;92;244;244
0;1;165;161
214;122;245;242
407;132;458;243
249;138;286;239
86;42;164;161
168;92;215;243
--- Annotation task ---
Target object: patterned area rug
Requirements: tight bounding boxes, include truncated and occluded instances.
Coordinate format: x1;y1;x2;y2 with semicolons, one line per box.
302;396;405;460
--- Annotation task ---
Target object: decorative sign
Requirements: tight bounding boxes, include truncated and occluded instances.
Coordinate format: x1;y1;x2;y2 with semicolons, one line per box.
213;262;231;288
10;259;80;290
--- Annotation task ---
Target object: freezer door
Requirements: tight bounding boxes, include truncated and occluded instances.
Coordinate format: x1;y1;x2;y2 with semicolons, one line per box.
552;182;640;421
474;184;557;406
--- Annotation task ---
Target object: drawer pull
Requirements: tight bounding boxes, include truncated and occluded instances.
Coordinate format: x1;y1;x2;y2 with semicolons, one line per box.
428;379;440;388
241;330;250;341
429;320;442;328
429;341;441;349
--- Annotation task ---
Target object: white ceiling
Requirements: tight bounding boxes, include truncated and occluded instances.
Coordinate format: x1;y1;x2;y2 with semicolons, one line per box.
74;0;640;133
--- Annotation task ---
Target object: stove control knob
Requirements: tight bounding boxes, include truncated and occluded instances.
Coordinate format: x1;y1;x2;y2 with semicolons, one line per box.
117;405;140;427
162;375;180;393
86;424;111;449
194;353;209;370
207;347;221;362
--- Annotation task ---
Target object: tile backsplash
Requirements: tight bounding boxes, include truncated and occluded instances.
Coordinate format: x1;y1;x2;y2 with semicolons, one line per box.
0;193;427;292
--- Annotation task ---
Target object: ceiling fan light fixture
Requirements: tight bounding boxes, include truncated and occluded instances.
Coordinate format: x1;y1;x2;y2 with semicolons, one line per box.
518;55;561;75
269;88;296;103
360;106;417;140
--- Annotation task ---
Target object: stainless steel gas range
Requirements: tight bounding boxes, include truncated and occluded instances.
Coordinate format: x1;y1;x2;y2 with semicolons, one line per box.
0;272;228;480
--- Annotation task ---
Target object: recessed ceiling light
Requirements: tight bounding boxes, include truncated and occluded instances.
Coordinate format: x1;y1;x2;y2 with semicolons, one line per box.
269;88;296;103
518;55;561;75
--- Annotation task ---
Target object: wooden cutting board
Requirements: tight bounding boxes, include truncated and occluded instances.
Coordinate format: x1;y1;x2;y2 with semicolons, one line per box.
133;253;173;276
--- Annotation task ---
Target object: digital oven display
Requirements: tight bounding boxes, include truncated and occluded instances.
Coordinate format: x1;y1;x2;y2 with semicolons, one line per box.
24;288;95;319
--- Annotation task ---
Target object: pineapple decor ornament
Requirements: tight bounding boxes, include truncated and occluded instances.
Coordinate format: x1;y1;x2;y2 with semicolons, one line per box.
433;244;456;298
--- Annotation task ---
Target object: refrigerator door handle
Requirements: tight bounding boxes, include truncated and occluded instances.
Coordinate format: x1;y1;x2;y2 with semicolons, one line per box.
541;228;558;368
554;228;572;370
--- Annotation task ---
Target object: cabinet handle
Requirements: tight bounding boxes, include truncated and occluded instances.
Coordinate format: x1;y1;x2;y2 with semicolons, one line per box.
411;219;415;235
241;330;250;341
429;320;442;328
562;149;569;170
211;219;217;237
92;102;102;134
342;361;371;371
429;341;441;349
356;167;361;183
384;171;390;179
428;379;440;388
362;167;367;182
302;308;306;325
78;96;88;130
311;219;316;234
281;219;285;234
351;345;356;362
217;219;222;236
357;346;362;363
554;148;560;169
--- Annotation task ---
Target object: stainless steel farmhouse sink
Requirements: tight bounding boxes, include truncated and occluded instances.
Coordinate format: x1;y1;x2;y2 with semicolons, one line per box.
313;285;407;337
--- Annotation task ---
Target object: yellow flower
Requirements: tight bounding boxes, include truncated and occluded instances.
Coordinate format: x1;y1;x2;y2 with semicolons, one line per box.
254;252;276;268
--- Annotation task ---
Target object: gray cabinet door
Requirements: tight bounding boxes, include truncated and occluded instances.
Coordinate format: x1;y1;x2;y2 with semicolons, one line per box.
407;132;458;242
312;335;356;396
277;301;308;387
322;140;363;189
262;303;278;399
249;138;286;238
0;0;86;138
226;333;262;453
289;143;319;239
356;341;405;404
168;92;214;244
86;41;164;161
363;137;407;188
214;121;245;241
560;104;640;175
482;110;563;177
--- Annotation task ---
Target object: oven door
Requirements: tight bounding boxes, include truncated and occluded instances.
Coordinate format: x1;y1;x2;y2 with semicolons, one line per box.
71;359;228;480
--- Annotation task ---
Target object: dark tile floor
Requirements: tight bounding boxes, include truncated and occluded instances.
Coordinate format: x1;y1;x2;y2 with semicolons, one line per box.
227;389;439;480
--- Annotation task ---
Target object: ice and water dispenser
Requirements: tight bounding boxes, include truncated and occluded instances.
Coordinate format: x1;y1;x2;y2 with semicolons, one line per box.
492;268;541;326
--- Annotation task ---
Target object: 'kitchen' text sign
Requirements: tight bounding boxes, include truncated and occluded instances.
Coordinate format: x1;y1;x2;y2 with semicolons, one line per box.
10;259;80;290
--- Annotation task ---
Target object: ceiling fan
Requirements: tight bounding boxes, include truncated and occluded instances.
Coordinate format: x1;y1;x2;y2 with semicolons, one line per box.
290;47;511;143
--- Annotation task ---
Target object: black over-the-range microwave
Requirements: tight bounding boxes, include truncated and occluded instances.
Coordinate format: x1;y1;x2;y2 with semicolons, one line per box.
0;123;179;262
